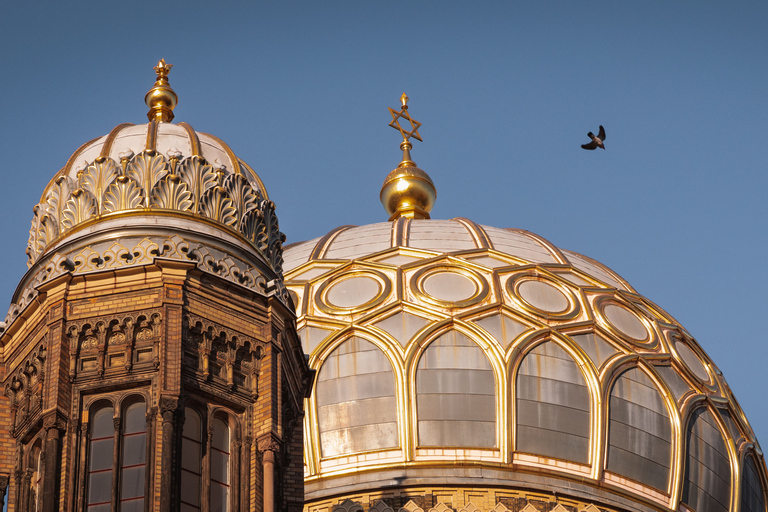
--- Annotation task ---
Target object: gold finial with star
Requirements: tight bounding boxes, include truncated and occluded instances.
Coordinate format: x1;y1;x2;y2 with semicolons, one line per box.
380;93;436;221
388;92;423;143
145;58;178;123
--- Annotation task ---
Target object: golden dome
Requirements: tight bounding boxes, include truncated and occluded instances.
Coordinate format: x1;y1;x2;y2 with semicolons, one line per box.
282;94;767;512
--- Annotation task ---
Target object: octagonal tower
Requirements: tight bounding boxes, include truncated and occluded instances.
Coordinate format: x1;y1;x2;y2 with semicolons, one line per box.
0;61;312;512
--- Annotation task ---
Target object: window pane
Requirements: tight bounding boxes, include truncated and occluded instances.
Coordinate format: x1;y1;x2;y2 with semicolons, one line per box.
181;504;201;512
211;449;229;484
121;465;145;499
211;418;229;450
183;408;201;441
181;408;202;508
91;407;115;439
120;499;145;512
181;470;201;507
87;471;112;504
211;482;229;512
89;438;114;471
122;433;147;466
124;402;147;434
87;505;111;512
181;438;201;472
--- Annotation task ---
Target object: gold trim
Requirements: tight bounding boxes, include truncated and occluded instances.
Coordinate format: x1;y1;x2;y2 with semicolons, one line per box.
391;217;410;247
99;123;134;159
199;131;242;177
177;122;202;156
505;272;581;321
309;225;356;260
411;264;490;309
145;118;158;152
238;159;269;199
315;269;391;315
593;296;657;349
454;217;493;250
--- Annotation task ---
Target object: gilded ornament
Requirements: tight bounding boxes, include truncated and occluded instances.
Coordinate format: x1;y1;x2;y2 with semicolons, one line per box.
103;173;143;213
82;157;118;214
380;94;436;220
179;155;216;213
61;188;97;230
200;185;237;227
223;173;261;229
127;150;168;208
151;173;193;211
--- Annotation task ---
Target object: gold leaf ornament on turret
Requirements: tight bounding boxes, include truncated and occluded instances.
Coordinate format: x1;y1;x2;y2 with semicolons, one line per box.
380;93;436;221
145;58;178;123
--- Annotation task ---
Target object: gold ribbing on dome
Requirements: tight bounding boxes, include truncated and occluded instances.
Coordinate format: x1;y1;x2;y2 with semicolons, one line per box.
380;93;436;221
144;59;178;123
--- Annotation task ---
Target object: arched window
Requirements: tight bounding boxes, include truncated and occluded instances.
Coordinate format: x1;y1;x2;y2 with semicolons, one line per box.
85;398;147;511
87;405;115;511
516;341;590;463
315;336;398;457
120;401;148;510
606;367;672;491
181;408;203;511
181;406;234;512
742;452;766;512
416;330;496;448
211;418;231;511
682;407;731;512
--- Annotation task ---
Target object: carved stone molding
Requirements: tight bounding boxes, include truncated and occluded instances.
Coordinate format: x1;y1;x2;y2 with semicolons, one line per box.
257;434;281;454
67;310;161;381
5;341;47;437
42;410;66;434
158;396;179;416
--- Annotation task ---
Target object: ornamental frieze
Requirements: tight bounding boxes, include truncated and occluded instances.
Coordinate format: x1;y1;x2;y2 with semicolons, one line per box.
3;340;47;437
184;314;264;395
3;231;290;332
66;310;162;381
26;150;284;273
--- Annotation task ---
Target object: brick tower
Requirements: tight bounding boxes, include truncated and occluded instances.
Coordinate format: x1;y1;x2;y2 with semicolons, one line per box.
0;60;312;511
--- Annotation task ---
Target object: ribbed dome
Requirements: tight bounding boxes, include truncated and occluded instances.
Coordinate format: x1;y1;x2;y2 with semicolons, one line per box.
27;121;270;268
3;64;288;332
284;218;766;512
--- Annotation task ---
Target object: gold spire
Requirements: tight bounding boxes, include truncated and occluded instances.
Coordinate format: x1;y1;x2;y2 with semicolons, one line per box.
144;59;178;123
381;93;436;221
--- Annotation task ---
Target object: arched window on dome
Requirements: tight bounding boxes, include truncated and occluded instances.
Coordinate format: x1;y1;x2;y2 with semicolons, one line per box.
85;397;148;511
415;330;496;448
606;367;672;491
742;452;767;512
682;407;731;512
515;341;590;464
315;336;398;458
180;405;237;511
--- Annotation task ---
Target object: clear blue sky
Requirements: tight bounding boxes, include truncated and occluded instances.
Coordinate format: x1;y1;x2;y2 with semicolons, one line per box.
1;2;766;447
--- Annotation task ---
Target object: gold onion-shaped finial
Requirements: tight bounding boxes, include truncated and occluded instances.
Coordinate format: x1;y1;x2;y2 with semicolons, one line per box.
380;93;436;221
145;59;178;123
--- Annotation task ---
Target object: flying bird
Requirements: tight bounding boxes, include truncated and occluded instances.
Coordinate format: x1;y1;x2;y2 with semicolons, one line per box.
581;125;606;150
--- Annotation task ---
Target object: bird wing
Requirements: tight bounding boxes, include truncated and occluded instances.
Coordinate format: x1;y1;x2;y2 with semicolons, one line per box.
598;125;605;140
581;141;597;150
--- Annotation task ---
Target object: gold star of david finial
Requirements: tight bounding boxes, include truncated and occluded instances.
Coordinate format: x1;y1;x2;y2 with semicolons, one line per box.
153;59;173;80
388;92;422;142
